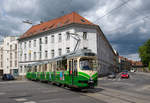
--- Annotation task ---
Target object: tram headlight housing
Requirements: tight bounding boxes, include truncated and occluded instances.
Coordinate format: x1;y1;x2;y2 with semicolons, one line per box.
89;77;93;81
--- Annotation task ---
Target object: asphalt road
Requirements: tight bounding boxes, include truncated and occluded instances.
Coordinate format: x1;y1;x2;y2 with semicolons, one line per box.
98;72;150;96
0;80;105;103
0;72;150;103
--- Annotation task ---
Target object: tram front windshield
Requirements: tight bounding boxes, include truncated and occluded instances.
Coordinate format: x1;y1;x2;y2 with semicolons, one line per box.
79;58;97;71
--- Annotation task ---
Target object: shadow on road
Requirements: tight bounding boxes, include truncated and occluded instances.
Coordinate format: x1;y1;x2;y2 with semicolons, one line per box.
70;87;104;93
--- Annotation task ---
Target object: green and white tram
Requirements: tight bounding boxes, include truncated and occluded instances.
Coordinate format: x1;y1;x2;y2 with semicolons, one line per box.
26;49;98;89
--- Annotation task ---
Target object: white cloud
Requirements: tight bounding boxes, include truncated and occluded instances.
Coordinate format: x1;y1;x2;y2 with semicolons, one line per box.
0;0;150;57
139;27;147;33
123;53;141;61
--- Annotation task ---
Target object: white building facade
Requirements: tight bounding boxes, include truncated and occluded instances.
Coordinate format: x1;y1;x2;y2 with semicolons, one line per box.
0;36;19;76
18;12;116;76
0;44;3;77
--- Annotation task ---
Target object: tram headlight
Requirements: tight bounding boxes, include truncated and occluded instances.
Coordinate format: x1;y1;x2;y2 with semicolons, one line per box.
89;77;93;81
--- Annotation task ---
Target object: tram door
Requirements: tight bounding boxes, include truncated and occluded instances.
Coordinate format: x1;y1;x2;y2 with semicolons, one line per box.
69;59;77;85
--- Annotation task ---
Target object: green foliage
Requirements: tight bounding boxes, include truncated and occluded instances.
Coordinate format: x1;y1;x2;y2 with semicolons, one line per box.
138;39;150;67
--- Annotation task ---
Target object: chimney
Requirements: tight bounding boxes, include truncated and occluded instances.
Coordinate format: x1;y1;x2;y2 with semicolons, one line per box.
40;21;43;24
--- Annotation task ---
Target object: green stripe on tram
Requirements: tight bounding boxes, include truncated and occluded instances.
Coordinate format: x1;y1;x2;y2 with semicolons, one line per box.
92;72;98;79
78;72;90;79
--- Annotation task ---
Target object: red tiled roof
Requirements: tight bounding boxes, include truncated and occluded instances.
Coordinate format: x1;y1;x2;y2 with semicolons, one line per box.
19;12;96;39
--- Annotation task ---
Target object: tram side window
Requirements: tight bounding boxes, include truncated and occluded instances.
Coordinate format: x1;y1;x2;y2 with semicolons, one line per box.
39;65;41;72
69;61;72;75
53;63;57;72
57;61;61;71
74;60;77;76
35;66;37;72
62;59;67;71
56;60;67;71
45;64;47;71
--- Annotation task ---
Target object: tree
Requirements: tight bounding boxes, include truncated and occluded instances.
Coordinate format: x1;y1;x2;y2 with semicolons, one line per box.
149;62;150;70
139;39;150;67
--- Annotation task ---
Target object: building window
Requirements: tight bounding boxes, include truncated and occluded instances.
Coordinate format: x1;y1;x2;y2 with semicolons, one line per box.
58;33;62;42
15;60;17;67
45;37;48;44
66;32;70;40
15;44;17;50
39;38;42;44
10;45;12;50
66;47;70;53
45;50;48;59
51;50;54;58
24;42;26;49
20;53;22;61
39;52;42;59
29;41;31;48
51;35;54;43
10;53;12;59
24;54;26;61
34;40;36;47
0;62;3;67
83;32;87;40
20;66;22;73
34;52;36;60
20;43;22;49
1;55;2;59
29;53;31;61
10;61;12;67
39;45;42;51
58;48;62;56
83;47;88;49
15;52;17;59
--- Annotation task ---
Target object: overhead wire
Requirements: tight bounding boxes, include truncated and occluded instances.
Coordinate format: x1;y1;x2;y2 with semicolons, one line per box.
106;15;150;34
94;0;132;23
94;0;150;34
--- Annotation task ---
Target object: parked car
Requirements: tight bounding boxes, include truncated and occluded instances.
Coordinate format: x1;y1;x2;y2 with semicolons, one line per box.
2;74;15;80
122;70;128;73
130;69;135;72
108;72;116;78
121;72;129;78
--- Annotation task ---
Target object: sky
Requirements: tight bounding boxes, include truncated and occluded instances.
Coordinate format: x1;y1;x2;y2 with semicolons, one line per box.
0;0;150;61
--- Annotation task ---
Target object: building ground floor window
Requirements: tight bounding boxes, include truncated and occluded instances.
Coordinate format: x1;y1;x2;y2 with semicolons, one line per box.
10;69;18;76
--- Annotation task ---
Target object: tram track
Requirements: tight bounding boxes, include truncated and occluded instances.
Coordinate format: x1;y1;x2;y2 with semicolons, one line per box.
78;87;150;103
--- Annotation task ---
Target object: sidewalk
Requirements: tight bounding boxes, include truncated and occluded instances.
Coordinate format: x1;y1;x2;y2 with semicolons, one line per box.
98;77;107;80
136;72;150;76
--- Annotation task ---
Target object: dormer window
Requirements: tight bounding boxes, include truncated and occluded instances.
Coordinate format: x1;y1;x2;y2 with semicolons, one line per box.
49;24;54;29
64;19;70;24
57;22;61;27
81;19;85;22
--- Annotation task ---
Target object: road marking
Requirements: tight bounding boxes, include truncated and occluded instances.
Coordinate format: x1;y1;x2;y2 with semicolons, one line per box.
137;85;150;91
83;92;131;103
24;101;36;103
15;98;27;102
100;87;150;103
0;80;27;84
117;78;121;81
98;78;104;80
